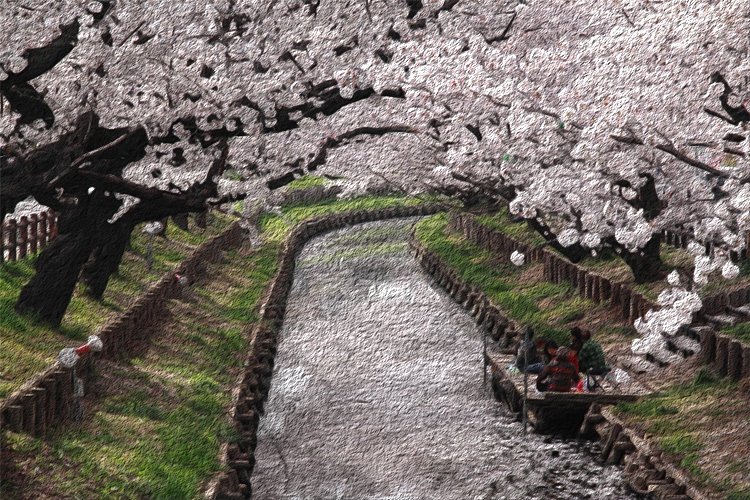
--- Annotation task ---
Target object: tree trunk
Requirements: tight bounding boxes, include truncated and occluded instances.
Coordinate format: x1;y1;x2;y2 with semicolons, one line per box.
15;231;95;325
15;190;120;326
80;222;135;299
616;234;664;283
172;213;189;231
525;217;589;263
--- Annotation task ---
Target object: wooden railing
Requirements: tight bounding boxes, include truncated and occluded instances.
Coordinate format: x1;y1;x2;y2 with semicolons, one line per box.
1;210;58;263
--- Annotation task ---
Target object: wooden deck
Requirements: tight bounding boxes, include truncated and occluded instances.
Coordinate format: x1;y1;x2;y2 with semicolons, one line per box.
487;351;651;433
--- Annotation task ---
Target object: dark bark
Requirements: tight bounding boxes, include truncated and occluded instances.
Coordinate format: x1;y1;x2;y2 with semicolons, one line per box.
524;217;589;263
13;130;228;323
15;232;93;325
80;221;135;299
607;234;664;283
709;71;750;124
15;190;120;325
172;213;189;231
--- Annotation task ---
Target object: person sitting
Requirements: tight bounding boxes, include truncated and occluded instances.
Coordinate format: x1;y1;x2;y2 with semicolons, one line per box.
514;327;546;373
536;347;580;392
567;327;584;373
541;339;559;365
569;327;585;353
578;331;609;375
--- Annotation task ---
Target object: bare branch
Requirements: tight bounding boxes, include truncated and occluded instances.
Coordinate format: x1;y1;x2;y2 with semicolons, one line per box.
610;134;644;145
654;143;728;178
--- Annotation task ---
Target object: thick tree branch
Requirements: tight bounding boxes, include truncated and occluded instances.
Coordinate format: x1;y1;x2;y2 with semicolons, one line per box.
305;125;417;171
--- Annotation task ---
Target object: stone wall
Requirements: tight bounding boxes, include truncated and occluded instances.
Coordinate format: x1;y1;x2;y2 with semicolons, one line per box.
583;405;715;500
0;221;246;437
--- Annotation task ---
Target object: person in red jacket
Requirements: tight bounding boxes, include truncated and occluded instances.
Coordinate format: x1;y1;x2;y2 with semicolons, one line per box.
536;347;580;393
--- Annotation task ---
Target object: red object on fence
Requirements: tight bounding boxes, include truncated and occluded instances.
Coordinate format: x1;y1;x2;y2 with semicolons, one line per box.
75;344;91;356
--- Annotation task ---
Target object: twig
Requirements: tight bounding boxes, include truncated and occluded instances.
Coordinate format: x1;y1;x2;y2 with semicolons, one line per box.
704;107;737;125
610;134;644;145
621;8;635;27
481;12;516;44
118;21;145;47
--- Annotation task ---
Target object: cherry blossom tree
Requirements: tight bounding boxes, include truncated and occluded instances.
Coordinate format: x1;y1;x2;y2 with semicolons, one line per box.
2;0;750;323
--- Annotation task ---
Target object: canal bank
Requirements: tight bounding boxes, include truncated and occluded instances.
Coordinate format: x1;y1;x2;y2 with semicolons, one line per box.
249;217;642;500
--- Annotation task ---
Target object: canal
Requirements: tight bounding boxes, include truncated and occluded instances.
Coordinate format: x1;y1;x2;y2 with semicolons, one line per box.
251;217;644;500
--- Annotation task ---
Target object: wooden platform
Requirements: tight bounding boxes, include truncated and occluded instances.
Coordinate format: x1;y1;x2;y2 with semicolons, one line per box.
487;351;650;434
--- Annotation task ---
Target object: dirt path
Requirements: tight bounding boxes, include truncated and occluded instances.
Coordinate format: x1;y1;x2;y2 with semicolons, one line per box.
251;218;641;500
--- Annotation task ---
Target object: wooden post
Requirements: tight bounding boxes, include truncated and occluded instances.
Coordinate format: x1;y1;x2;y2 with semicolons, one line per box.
41;377;58;426
699;329;716;365
18;216;28;259
728;341;743;381
21;393;36;434
5;406;23;432
6;219;16;262
55;370;72;420
28;213;38;254
49;210;58;240
30;387;46;435
742;347;750;380
716;337;729;377
38;211;48;247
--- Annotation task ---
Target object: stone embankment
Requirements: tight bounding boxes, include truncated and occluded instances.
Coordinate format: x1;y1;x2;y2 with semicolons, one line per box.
582;405;717;500
0;221;246;437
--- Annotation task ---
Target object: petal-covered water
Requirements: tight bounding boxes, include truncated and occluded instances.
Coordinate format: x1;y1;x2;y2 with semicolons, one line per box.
252;217;644;500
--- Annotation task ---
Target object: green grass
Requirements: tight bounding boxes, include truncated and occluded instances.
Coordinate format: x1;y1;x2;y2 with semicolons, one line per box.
719;322;750;346
475;207;546;247
614;369;748;494
286;174;327;190
0;212;237;399
3;241;261;499
415;212;606;347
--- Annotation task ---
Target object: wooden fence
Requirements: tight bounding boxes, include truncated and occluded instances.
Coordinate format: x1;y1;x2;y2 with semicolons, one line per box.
1;210;59;263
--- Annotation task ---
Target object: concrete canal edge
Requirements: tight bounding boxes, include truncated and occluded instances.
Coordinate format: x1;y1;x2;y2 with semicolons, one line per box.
203;203;446;500
408;220;721;500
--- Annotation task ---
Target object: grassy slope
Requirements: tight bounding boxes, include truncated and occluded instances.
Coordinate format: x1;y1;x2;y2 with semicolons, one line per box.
475;208;750;342
0;213;235;399
614;370;750;499
2;194;431;500
414;212;635;347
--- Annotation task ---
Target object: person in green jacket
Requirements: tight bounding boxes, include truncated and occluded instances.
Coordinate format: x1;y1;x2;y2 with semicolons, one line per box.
578;330;608;375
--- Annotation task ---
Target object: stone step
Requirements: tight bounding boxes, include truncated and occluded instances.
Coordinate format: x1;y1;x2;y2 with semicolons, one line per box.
664;336;701;358
702;314;740;325
726;304;750;317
